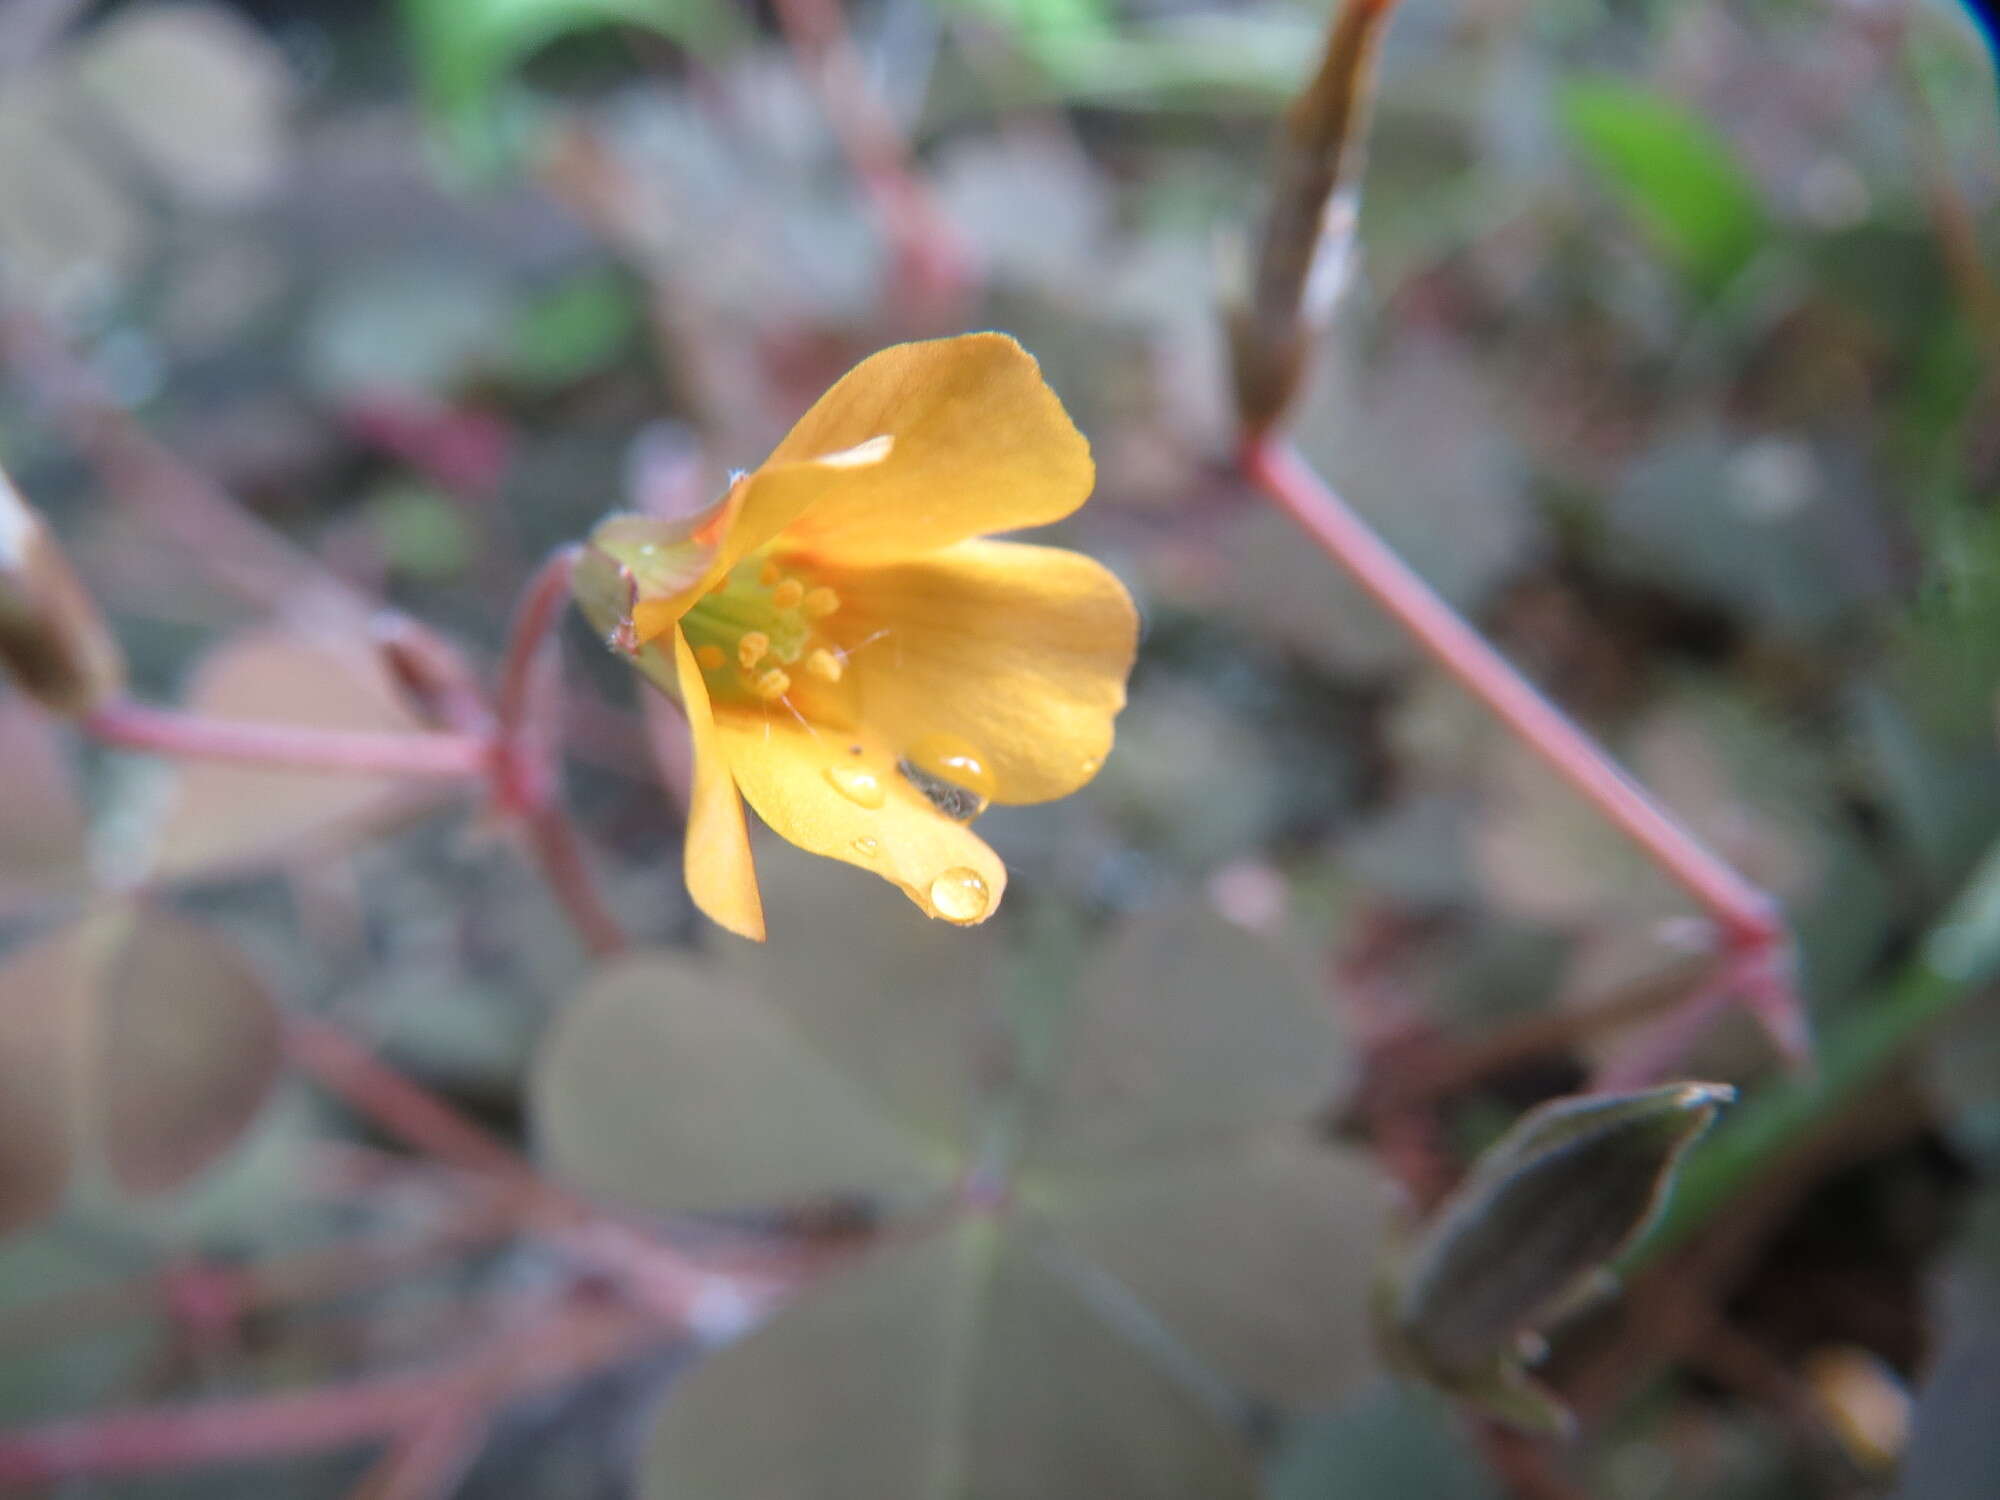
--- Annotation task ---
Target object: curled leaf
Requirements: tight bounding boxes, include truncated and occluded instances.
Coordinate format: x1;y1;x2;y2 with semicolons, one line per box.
1380;1082;1733;1432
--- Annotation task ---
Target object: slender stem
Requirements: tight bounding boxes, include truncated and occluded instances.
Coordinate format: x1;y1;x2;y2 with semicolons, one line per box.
1640;834;2000;1262
1241;436;1786;960
490;547;630;959
285;1021;537;1186
80;699;491;780
494;548;581;760
768;0;973;316
344;1401;488;1500
0;1302;647;1484
519;802;631;961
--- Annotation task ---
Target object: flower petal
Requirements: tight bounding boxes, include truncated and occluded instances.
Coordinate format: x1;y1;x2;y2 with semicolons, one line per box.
757;333;1095;563
712;707;1008;925
809;540;1137;805
673;629;765;941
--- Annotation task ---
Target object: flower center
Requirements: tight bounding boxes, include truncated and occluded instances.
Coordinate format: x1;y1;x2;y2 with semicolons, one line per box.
681;556;844;703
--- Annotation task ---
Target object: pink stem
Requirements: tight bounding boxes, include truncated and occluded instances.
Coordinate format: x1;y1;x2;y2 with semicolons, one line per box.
285;1021;537;1186
1241;436;1789;965
79;699;491;780
490;548;630;959
769;0;973;316
0;1303;646;1484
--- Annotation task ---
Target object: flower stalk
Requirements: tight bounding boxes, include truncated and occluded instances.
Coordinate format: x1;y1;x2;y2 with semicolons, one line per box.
1232;0;1797;1058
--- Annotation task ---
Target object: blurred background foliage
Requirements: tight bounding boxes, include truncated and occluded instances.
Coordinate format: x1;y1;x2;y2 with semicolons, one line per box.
0;0;1997;1495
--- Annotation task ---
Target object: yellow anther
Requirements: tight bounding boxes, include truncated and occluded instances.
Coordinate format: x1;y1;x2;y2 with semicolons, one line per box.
771;577;804;610
737;631;770;670
805;648;844;683
803;586;840;619
752;668;792;701
695;643;726;671
758;559;783;587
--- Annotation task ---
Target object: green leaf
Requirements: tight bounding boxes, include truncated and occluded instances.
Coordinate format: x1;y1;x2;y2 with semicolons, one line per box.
1268;1381;1500;1500
91;910;283;1195
1031;900;1348;1168
400;0;742;168
0;927;83;1237
533;950;955;1218
0;906;283;1233
1559;79;1766;290
140;628;448;881
0;700;90;915
640;1221;1260;1500
1028;1133;1385;1405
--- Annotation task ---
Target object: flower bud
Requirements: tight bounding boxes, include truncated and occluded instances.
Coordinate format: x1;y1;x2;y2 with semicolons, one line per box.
0;467;124;716
1379;1082;1734;1433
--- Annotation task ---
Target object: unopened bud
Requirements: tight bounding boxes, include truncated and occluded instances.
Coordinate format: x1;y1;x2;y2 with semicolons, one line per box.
1379;1082;1734;1433
0;467;124;715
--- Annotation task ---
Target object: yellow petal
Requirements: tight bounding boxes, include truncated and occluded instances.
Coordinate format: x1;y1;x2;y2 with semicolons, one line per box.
811;540;1137;805
712;708;1007;925
672;629;766;941
759;333;1095;564
642;439;901;638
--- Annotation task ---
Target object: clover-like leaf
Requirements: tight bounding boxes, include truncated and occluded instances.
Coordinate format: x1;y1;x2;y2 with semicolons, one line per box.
533;949;956;1217
0;701;91;915
143;628;450;879
641;1222;1261;1500
0;905;282;1234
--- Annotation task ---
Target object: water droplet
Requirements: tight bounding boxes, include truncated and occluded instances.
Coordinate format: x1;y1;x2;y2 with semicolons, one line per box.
822;763;885;809
850;835;879;857
1078;757;1101;778
928;867;990;924
904;733;999;802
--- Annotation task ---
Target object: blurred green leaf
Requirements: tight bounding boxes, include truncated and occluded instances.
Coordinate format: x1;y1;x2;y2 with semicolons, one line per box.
400;0;742;168
0;700;90;915
1030;900;1347;1168
92;910;283;1196
0;926;84;1237
1559;78;1766;290
0;906;282;1232
641;1222;1261;1500
1268;1381;1499;1500
533;949;956;1217
367;484;475;582
504;271;638;389
141;628;449;880
1028;1134;1384;1405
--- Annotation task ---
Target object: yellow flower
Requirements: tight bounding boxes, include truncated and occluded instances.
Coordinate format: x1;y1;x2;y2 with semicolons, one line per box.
573;334;1138;940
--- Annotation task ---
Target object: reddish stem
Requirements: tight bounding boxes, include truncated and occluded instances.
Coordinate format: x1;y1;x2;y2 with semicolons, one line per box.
0;1303;646;1485
768;0;973;317
80;699;491;780
1240;436;1795;998
285;1021;536;1185
489;547;630;959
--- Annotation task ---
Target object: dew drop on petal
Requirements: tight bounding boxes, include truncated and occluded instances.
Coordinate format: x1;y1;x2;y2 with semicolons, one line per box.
928;867;990;924
904;733;998;804
823;763;886;809
1078;756;1101;779
850;835;879;857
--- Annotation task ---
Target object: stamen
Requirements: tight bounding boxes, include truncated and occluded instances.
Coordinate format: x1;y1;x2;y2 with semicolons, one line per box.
805;648;844;683
758;559;783;587
771;577;804;610
695;644;726;671
753;668;792;701
738;631;771;670
803;587;840;619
